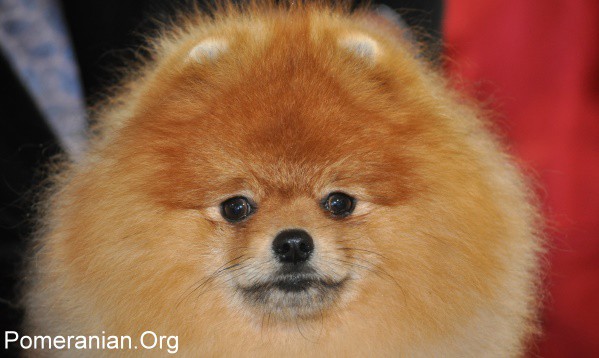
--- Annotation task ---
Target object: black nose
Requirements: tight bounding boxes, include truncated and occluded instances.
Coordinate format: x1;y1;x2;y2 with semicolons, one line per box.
272;229;314;264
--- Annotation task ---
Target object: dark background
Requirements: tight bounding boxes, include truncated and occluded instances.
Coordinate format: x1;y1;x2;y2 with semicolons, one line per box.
0;1;443;356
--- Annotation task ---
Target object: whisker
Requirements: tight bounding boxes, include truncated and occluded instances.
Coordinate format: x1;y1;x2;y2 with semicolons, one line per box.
176;254;249;308
192;260;260;302
335;256;407;302
337;246;389;260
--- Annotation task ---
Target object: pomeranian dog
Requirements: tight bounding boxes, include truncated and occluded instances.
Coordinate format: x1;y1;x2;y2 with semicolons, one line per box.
23;1;542;356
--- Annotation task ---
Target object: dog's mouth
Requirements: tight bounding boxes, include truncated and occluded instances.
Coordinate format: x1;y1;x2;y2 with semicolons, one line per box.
242;274;346;293
237;272;349;317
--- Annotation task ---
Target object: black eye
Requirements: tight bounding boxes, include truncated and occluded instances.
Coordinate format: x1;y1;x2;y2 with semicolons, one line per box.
323;192;355;218
221;196;253;222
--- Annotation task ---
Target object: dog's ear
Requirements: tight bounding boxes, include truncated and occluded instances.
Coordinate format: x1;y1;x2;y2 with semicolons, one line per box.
338;34;380;64
188;38;229;63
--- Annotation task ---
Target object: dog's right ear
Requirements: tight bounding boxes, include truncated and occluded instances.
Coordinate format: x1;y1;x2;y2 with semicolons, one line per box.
187;38;229;64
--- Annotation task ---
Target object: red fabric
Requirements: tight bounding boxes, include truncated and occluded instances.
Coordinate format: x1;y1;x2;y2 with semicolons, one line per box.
444;0;599;356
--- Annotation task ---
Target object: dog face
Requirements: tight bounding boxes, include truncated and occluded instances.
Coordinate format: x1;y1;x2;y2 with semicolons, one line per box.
123;39;418;320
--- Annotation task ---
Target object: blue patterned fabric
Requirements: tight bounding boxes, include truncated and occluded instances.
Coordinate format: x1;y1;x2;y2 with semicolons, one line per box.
0;0;86;158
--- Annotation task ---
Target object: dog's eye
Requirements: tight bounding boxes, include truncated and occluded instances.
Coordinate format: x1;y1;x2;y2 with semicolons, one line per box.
221;196;253;222
323;192;355;218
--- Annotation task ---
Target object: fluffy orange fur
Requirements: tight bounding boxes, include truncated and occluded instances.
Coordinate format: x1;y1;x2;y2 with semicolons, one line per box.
24;1;542;356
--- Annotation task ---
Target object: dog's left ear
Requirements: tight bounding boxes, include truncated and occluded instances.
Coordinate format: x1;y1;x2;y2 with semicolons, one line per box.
338;34;380;64
188;38;229;63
